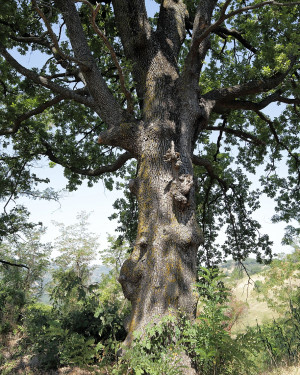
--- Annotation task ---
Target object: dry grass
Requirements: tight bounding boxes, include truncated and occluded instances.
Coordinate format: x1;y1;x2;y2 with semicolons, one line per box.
260;364;300;375
230;274;280;333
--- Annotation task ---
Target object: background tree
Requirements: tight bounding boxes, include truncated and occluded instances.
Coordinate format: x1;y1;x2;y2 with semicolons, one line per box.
1;1;300;372
0;224;51;333
51;211;99;306
27;218;128;370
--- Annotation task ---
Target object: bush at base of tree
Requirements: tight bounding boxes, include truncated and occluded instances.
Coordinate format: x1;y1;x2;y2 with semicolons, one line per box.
111;268;258;375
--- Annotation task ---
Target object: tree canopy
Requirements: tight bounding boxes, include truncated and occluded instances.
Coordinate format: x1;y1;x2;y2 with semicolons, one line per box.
1;0;299;259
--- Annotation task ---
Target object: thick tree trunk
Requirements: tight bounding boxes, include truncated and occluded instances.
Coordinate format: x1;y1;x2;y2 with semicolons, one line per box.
113;11;207;369
119;112;202;373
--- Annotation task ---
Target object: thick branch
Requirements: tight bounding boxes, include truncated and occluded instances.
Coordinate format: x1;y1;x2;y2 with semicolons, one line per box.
192;154;228;190
98;121;141;155
54;0;125;126
213;90;286;112
214;26;257;53
0;95;64;135
75;0;134;113
42;140;133;176
156;0;188;58
182;0;218;83
0;42;96;108
277;96;300;105
111;0;153;102
111;0;151;54
204;59;297;102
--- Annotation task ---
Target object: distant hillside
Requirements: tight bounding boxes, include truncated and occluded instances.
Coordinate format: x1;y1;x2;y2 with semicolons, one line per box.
220;257;267;278
90;264;111;282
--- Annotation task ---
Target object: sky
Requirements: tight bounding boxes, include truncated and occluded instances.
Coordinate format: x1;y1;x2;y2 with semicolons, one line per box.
2;0;295;262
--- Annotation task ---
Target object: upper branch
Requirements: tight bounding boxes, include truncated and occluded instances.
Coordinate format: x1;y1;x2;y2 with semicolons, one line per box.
181;0;218;84
195;0;300;50
74;0;134;113
204;58;297;102
111;0;152;56
156;0;188;59
33;0;85;67
206;125;266;146
0;42;96;108
54;0;125;127
213;90;292;113
214;26;257;54
183;0;300;89
111;0;153;101
0;259;29;269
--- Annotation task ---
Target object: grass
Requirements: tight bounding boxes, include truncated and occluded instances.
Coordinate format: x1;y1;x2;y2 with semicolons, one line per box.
229;274;280;333
261;364;300;375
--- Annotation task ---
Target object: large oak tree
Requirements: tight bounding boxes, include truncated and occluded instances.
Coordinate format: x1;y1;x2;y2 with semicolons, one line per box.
1;0;300;372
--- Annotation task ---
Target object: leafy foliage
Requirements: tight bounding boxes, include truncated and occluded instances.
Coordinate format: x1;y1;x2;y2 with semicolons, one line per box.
0;224;51;333
20;220;129;370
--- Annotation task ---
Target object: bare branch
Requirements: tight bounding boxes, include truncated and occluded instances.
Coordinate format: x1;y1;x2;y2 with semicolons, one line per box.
206;125;266;146
214;26;257;53
0;259;29;269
